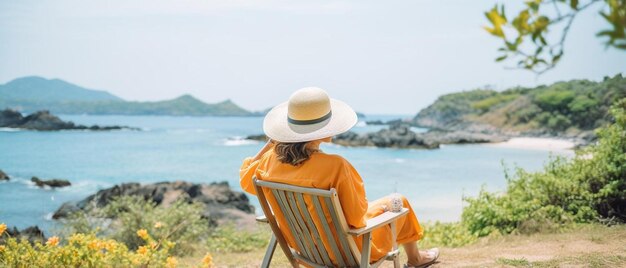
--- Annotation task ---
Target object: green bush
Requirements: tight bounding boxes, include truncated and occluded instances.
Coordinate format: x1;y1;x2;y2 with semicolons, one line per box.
533;89;576;112
64;196;210;256
461;100;626;237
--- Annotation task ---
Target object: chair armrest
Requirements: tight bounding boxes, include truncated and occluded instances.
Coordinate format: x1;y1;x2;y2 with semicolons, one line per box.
256;215;269;223
347;208;409;236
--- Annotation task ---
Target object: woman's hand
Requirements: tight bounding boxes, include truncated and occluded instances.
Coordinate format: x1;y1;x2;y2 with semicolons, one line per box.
252;139;274;161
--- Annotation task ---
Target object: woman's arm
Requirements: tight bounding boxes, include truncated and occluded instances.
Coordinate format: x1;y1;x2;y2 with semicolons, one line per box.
239;139;274;195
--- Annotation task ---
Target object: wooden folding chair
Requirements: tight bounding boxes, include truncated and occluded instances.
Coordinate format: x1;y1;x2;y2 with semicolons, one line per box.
253;177;409;268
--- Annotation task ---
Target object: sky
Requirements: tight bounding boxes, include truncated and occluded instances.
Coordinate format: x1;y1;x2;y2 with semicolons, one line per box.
1;0;624;114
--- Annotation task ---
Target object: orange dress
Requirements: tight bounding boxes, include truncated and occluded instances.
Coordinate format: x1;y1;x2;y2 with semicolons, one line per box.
240;148;423;264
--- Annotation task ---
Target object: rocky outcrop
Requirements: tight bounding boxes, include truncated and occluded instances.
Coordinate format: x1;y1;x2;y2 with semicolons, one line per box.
53;181;256;227
245;134;269;142
0;226;46;244
31;177;71;188
0;109;136;131
0;169;9;181
420;130;508;144
334;125;440;149
245;124;507;149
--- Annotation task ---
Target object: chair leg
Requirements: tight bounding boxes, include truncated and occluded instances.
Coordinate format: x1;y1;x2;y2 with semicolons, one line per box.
261;234;277;268
390;222;400;268
361;233;372;268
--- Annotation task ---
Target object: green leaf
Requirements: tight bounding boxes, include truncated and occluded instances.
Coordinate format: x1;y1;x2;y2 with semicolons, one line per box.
570;0;579;10
496;55;508;62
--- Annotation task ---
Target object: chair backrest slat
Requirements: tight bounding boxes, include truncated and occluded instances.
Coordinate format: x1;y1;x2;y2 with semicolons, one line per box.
285;191;324;264
324;196;358;266
271;189;313;261
294;192;333;266
256;179;364;268
312;195;347;267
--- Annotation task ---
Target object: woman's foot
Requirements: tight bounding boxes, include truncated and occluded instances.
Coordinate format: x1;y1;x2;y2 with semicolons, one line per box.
405;248;439;268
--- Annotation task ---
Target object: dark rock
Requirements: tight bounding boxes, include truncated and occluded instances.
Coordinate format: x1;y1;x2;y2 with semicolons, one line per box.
0;109;136;131
334;125;440;149
53;181;255;227
245;134;269;142
31;176;71;188
1;226;46;245
420;130;508;144
0;109;23;127
365;120;385;125
19;110;75;130
0;169;9;181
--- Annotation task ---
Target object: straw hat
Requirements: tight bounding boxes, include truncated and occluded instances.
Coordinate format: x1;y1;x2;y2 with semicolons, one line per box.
263;87;358;143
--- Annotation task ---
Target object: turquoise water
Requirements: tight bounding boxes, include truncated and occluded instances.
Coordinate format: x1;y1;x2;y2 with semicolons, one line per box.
0;115;570;233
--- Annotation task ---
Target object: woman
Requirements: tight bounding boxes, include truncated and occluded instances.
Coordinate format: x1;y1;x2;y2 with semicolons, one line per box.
240;87;439;267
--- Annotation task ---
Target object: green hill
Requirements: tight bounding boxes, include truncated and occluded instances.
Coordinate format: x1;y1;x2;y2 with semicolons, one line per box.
0;76;252;116
413;74;626;137
0;76;122;102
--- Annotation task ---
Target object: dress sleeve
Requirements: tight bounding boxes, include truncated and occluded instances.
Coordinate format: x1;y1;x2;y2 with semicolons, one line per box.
336;160;368;229
239;157;260;195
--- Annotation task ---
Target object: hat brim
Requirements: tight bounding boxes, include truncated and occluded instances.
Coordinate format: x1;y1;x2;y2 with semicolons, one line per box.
263;99;358;143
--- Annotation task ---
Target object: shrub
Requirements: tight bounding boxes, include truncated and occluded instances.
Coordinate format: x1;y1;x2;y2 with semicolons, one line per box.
419;222;477;248
533;88;576;112
64;196;210;256
462;100;626;236
0;225;193;268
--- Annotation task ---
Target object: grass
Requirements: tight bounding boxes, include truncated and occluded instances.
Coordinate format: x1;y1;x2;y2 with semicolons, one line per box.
185;223;626;267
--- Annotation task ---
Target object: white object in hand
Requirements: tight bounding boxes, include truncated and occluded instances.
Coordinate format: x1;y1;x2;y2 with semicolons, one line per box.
389;193;403;213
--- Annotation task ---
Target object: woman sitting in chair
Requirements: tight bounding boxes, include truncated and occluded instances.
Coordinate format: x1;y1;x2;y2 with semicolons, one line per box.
240;87;439;267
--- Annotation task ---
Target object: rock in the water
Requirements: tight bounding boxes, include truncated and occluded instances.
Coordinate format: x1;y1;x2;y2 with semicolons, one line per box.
31;176;71;188
420;130;508;144
245;134;268;142
53;181;256;227
334;125;440;149
0;169;9;181
0;109;136;131
0;109;23;127
0;226;46;244
19;110;76;130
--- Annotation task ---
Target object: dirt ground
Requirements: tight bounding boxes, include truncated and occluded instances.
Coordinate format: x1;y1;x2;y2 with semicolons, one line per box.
183;224;626;267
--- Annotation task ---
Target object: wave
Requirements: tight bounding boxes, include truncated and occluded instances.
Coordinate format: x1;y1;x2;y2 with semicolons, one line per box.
0;127;22;132
3;175;112;193
224;136;259;146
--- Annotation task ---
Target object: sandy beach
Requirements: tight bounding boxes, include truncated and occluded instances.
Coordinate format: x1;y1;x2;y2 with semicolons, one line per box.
485;137;576;151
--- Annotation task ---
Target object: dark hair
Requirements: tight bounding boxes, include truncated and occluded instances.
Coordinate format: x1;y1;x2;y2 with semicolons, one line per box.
274;141;318;166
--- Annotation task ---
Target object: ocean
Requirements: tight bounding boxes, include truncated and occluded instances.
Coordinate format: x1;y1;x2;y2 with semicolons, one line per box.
0;114;572;234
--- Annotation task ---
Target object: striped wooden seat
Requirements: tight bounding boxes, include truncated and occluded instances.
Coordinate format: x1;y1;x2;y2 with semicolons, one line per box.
253;177;409;268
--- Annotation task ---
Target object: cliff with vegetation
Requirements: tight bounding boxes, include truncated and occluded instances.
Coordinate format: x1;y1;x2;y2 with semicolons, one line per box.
413;74;626;141
0;76;252;116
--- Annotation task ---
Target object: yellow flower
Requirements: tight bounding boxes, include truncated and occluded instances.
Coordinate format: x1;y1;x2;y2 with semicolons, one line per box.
154;222;163;229
150;241;158;250
0;245;5;252
166;256;177;268
202;253;213;267
137;246;148;255
136;229;149;240
88;240;101;250
0;223;6;235
46;236;60;247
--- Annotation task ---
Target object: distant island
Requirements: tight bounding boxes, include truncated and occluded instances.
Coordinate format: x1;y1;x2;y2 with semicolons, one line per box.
413;74;626;142
0;76;252;116
0;109;137;131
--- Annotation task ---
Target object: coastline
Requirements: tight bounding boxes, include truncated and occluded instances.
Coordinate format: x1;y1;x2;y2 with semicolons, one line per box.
484;137;576;151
